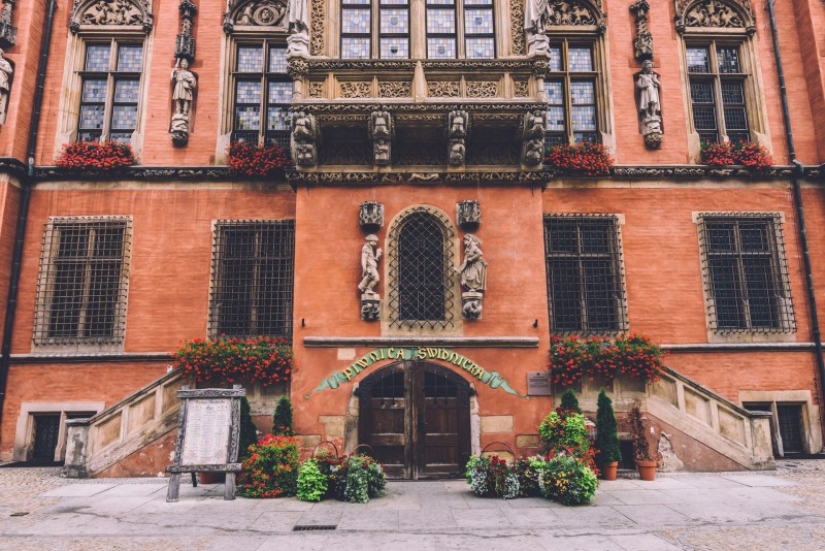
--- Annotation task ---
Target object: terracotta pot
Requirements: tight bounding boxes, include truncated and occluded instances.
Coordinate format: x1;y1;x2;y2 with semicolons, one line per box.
600;461;619;481
636;460;656;481
198;472;215;484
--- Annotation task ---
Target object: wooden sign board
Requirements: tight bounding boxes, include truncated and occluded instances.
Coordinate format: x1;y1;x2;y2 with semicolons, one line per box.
166;386;245;502
527;372;553;396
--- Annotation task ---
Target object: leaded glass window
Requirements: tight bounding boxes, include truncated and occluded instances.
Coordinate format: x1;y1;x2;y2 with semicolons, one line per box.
426;0;456;59
380;0;410;58
78;41;144;144
342;0;372;59
543;41;598;145
464;0;494;59
698;214;795;333
232;42;291;148
687;42;750;143
210;221;295;339
544;216;627;334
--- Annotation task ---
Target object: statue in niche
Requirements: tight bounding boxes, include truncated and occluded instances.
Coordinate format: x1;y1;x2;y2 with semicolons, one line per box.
170;59;196;145
522;110;546;166
291;110;317;166
524;0;552;55
287;0;309;32
358;234;382;296
456;234;487;293
448;109;468;166
370;110;392;166
0;49;12;125
636;60;663;149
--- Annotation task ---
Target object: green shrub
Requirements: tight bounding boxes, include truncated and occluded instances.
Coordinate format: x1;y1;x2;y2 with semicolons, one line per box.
297;458;328;502
594;389;622;467
238;435;300;498
272;396;294;436
559;389;581;413
535;455;599;505
238;397;258;460
343;454;387;503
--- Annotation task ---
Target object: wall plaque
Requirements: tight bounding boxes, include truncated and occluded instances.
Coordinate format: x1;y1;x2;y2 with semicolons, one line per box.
527;372;553;396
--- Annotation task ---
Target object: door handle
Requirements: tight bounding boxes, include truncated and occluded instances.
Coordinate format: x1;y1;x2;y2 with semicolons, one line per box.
417;413;428;431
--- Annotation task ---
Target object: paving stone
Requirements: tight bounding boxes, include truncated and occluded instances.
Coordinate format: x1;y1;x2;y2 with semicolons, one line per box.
612;504;690;526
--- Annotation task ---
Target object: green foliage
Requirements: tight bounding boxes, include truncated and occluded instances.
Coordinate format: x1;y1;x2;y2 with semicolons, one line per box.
272;396;294;436
594;389;622;465
513;457;542;497
559;389;581;413
238;397;258;460
629;403;655;461
238;435;300;498
534;455;599;505
297;459;328;502
539;409;596;470
313;453;386;503
464;455;519;499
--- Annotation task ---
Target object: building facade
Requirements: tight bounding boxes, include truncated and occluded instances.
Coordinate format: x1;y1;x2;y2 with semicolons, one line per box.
1;0;825;476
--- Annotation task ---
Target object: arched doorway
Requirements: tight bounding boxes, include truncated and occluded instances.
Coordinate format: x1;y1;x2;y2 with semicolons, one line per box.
357;361;471;479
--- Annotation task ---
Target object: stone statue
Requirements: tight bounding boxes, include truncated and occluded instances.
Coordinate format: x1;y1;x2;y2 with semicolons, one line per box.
448;109;468;166
291;110;317;166
522;110;545;166
172;59;196;117
358;234;382;296
287;0;309;33
370;110;392;166
456;234;487;292
0;49;11;124
636;60;663;148
524;0;552;34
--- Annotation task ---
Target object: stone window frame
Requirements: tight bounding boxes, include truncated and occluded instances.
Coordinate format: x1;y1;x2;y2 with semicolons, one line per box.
542;213;629;336
332;0;500;60
676;1;771;160
54;0;154;160
208;219;296;340
384;205;463;334
32;216;133;355
740;390;822;457
693;212;796;343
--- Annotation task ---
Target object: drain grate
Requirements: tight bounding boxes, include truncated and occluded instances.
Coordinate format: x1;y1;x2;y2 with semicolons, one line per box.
293;525;337;532
10;512;29;517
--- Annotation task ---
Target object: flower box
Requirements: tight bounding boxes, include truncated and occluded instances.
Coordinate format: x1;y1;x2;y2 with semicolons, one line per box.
56;141;137;173
226;142;293;177
543;142;614;177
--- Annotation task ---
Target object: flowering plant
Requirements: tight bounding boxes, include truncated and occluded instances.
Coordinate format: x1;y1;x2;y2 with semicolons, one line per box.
238;434;300;498
513;457;542;497
544;142;614;176
464;454;520;499
170;336;294;387
533;455;599;505
538;408;597;472
548;334;665;388
700;140;773;171
699;141;735;167
56;141;136;172
314;452;386;503
226;141;293;177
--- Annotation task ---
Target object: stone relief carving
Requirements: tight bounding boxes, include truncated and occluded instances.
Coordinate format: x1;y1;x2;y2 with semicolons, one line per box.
514;81;530;98
291;101;546;114
0;48;11;125
466;81;498;99
341;81;372;99
359;201;384;228
310;0;324;55
284;170;549;186
308;81;324;98
428;81;461;98
369;110;393;166
511;0;525;56
224;0;286;32
71;0;153;33
170;59;197;146
547;0;598;26
0;0;17;48
457;200;481;227
447;109;469;167
455;234;487;321
287;58;309;77
291;110;318;167
636;60;662;149
378;81;412;98
521;110;545;167
630;0;653;62
359;234;382;321
675;0;754;34
175;0;197;61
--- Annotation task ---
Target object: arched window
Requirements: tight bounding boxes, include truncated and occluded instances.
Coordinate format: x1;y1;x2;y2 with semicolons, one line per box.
387;207;457;329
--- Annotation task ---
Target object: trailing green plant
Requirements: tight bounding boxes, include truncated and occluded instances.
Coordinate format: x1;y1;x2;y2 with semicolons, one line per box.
559;388;581;413
594;389;622;468
297;458;328;502
170;336;294;387
464;455;520;499
272;396;294;436
543;142;614;176
534;455;599;505
539;408;596;471
513;457;542;497
238;396;258;460
628;402;655;462
313;452;386;503
238;434;300;498
548;334;665;388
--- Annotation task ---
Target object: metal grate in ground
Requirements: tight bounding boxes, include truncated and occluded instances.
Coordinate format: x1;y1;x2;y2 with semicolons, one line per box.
293;525;337;532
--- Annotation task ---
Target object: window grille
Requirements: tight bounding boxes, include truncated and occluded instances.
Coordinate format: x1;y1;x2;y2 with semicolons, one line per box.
686;42;750;143
210;221;295;339
544;41;598;146
232;42;291;149
34;218;131;346
79;41;144;144
544;215;627;334
388;207;456;329
698;214;794;333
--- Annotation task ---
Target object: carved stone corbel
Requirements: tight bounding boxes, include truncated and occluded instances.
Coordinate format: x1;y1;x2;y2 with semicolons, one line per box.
291;110;318;167
447;110;469;167
521;110;545;167
369;110;393;166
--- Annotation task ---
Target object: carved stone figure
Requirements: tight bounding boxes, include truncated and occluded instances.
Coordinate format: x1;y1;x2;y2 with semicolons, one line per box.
457;200;481;228
522;110;545;167
448;109;468;166
291;110;318;166
172;59;196;116
456;234;487;293
287;0;308;32
358;234;382;296
685;0;744;29
359;201;384;228
370;110;393;166
524;0;552;34
630;0;653;62
636;60;663;149
0;49;11;125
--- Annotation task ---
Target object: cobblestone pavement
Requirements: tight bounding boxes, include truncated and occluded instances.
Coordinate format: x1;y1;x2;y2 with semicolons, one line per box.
0;461;824;550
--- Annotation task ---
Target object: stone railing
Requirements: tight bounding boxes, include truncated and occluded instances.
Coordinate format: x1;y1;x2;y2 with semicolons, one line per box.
63;370;184;478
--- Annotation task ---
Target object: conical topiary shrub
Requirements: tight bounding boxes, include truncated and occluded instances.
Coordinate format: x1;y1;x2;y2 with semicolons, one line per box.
273;395;294;436
559;388;581;413
594;389;621;479
239;397;258;460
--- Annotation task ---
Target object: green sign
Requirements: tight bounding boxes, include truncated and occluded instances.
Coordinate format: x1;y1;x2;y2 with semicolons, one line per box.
305;347;527;399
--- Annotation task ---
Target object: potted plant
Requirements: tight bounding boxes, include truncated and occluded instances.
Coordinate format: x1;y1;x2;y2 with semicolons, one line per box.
56;141;137;173
628;401;656;481
594;388;621;481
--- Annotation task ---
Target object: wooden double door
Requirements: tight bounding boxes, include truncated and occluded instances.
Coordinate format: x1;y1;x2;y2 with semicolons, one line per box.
358;362;471;479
